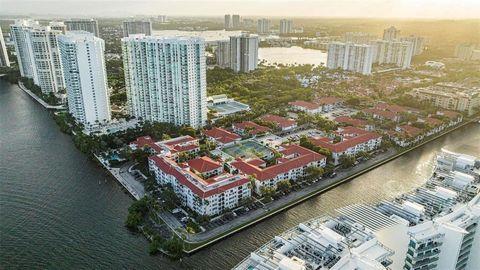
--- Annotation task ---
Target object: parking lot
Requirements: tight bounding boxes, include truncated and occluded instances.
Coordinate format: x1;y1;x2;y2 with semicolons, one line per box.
321;106;359;121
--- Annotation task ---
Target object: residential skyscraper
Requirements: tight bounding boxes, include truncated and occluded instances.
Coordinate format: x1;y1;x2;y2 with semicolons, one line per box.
455;44;476;60
157;15;167;23
10;20;65;94
0;26;10;67
10;19;39;78
65;19;100;37
232;15;241;28
373;40;414;69
216;40;230;68
122;19;152;37
383;26;400;41
224;15;232;30
230;34;259;73
121;35;207;128
257;18;270;34
279;19;293;34
49;21;67;33
327;42;374;75
401;35;424;55
58;31;111;127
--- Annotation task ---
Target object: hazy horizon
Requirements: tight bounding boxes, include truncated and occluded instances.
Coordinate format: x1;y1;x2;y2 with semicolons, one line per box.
1;0;480;19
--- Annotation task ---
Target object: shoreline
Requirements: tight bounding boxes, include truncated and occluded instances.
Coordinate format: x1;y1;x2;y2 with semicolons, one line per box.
17;81;66;110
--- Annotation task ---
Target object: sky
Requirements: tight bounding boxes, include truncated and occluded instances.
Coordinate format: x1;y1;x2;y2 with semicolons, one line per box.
1;0;479;18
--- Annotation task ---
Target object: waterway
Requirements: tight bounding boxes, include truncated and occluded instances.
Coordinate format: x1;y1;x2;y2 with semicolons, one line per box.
1;80;479;269
259;46;327;66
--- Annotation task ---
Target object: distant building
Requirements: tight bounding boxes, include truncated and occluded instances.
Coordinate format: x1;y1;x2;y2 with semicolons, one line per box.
121;35;207;128
454;44;476;60
257;18;270;34
327;42;374;75
0;26;10;67
279;19;293;34
400;35;424;55
224;14;232;30
10;20;65;94
373;40;414;69
425;61;445;69
58;31;111;127
230;34;258;73
65;19;99;37
383;26;400;41
122;19;152;37
343;32;377;44
410;82;480;116
232;15;241;28
157;15;167;23
215;40;230;67
48;21;66;33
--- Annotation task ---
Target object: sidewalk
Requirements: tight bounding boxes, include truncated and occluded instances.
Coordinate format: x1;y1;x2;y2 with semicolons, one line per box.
18;81;66;110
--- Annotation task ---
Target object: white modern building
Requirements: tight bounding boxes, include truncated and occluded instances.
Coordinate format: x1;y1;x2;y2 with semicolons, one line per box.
10;19;39;78
224;14;232;30
230;34;258;73
48;21;67;33
383;26;400;41
58;31;111;127
279;19;293;34
215;40;230;67
65;19;99;37
327;42;374;75
10;20;65;94
121;35;207;128
257;18;270;34
373;40;414;69
401;35;425;55
0;26;10;67
122;19;152;37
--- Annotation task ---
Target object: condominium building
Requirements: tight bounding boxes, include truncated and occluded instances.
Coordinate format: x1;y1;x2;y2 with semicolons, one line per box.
327;42;374;75
344;32;377;44
279;19;293;34
65;19;99;37
373;40;414;69
122;19;152;37
121;35;207;128
149;154;251;216
232;15;241;29
215;40;230;67
10;20;65;94
157;15;167;23
0;26;10;67
48;21;66;33
224;14;232;30
455;44;476;60
383;26;400;41
400;35;425;55
10;19;39;78
58;31;111;127
230;34;258;73
257;18;270;34
409;82;480;115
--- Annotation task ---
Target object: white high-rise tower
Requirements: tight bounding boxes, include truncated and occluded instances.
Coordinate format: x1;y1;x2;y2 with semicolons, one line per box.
58;31;111;127
121;35;207;128
230;34;258;73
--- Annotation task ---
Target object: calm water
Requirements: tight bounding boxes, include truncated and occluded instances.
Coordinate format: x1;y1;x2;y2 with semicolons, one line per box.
259;46;327;66
1;80;479;269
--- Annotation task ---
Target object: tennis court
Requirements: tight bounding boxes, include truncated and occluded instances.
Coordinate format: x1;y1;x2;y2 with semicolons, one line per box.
222;140;274;159
209;101;250;116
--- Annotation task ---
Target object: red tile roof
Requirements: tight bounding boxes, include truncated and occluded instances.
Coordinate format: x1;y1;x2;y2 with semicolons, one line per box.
161;135;199;154
259;114;297;129
334;116;368;127
204;127;241;144
231;145;326;182
398;125;423;137
130;136;163;153
149;155;249;198
363;108;397;121
309;127;381;153
247;158;266;167
438;110;461;119
375;103;407;113
425;117;443;127
233;121;271;135
187;156;222;174
288;100;321;110
316;97;341;105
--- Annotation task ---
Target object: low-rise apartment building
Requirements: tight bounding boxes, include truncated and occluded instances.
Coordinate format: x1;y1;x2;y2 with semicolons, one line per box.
259;114;297;131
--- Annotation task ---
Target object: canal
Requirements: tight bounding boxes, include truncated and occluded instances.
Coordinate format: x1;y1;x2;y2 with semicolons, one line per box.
1;80;479;269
